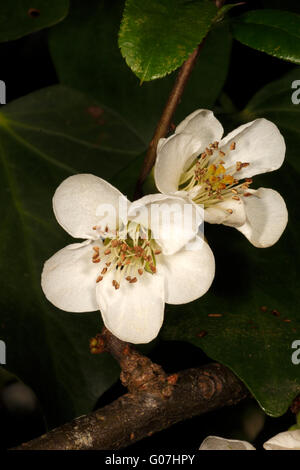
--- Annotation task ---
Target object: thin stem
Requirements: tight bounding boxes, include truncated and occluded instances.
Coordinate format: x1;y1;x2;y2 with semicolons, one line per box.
134;44;203;199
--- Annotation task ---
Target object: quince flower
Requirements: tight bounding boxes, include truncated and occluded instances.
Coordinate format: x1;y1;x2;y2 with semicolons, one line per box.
41;174;215;344
263;429;300;450
199;436;255;450
199;429;300;450
154;110;288;247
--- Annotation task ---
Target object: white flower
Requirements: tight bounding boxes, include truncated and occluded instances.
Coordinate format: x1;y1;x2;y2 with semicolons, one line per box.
263;429;300;450
154;109;288;248
199;430;300;451
199;436;255;450
41;174;215;344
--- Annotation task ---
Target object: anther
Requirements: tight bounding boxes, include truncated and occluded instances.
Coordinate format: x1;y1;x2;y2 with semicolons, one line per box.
101;267;107;275
230;142;236;150
96;276;103;283
130;277;137;283
104;249;111;255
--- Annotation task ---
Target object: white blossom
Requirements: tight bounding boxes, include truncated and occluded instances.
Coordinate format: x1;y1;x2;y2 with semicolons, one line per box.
154;109;288;248
41;174;215;344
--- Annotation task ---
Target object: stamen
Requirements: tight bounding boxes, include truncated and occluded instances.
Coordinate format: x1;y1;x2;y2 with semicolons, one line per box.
91;222;161;291
179;140;253;210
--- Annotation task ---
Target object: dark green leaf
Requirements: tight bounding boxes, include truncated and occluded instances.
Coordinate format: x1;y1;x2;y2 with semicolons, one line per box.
49;0;231;141
0;0;69;43
0;85;144;426
162;68;300;417
232;10;300;64
119;0;218;81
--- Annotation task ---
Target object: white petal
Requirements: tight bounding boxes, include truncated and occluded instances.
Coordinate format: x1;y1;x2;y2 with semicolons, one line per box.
96;270;165;344
219;119;286;179
175;109;224;142
154;133;204;193
204;198;246;227
53;174;128;239
129;193;203;255
41;240;100;312
236;188;288;247
263;430;300;450
200;436;256;451
161;237;215;304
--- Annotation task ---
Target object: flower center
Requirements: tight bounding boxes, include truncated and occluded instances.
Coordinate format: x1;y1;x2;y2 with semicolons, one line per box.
179;141;252;208
91;223;161;289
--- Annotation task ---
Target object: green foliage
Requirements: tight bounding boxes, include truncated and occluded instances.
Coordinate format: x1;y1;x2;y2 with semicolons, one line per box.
119;0;218;81
0;85;146;425
49;0;231;142
232;10;300;64
162;68;300;417
0;0;69;43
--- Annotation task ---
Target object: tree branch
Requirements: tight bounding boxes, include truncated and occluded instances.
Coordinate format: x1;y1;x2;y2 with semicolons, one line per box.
14;328;248;450
134;45;202;198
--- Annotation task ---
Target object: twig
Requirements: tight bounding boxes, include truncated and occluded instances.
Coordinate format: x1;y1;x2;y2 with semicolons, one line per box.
14;343;248;450
134;45;202;198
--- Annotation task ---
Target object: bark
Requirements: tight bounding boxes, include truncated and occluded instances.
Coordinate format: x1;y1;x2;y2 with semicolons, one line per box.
14;329;248;450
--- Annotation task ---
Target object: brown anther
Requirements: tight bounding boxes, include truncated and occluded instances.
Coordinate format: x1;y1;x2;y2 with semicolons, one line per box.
92;258;100;263
231;188;238;194
232;196;240;201
208;313;223;317
241;162;250;168
243;192;252;197
206;147;213;156
236;161;242;171
245;178;253;184
126;276;132;282
111;240;118;247
114;281;120;290
138;269;143;275
150;265;157;273
130;277;137;283
92;226;97;230
106;262;111;267
101;267;107;275
96;275;103;283
219;150;225;157
121;243;127;251
104;249;111;255
130;432;135;440
93;246;99;253
154;250;162;255
213;141;219;148
226;209;233;214
105;226;109;232
260;306;268;312
125;259;131;265
230;142;236;150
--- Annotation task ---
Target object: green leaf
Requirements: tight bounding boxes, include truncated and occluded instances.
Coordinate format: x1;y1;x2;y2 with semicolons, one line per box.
0;85;145;426
232;10;300;64
49;0;231;141
0;0;69;43
119;0;218;81
162;68;300;417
